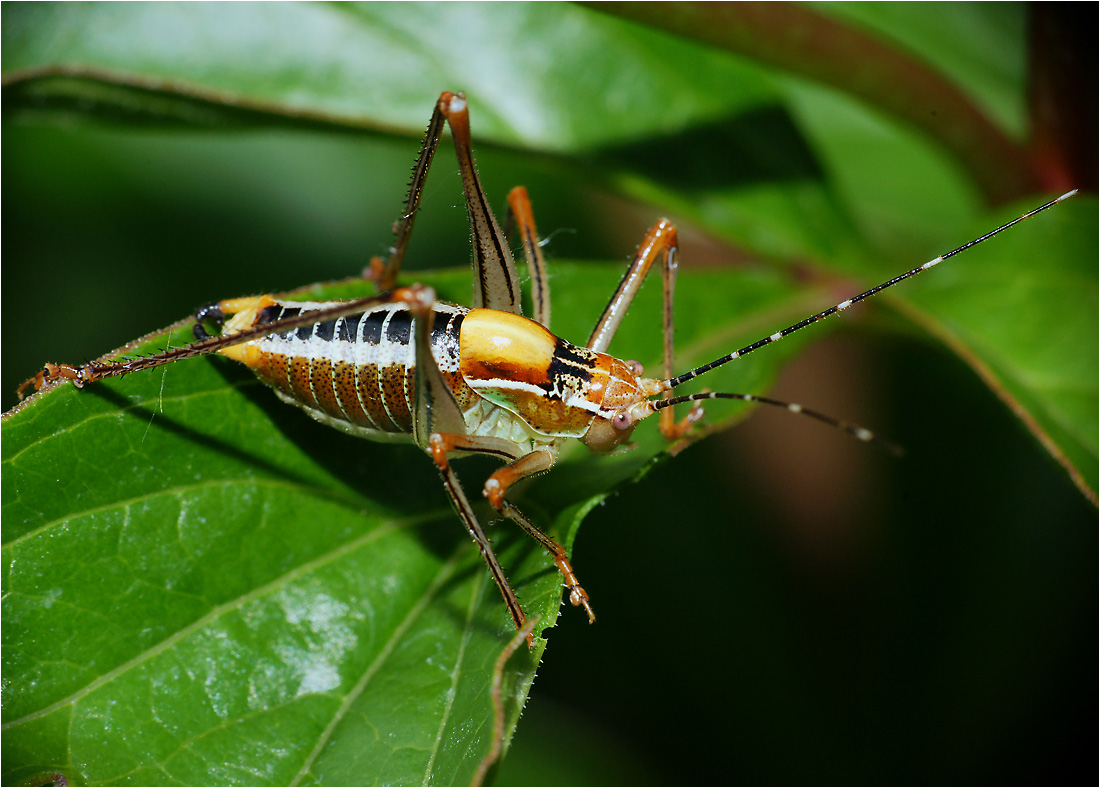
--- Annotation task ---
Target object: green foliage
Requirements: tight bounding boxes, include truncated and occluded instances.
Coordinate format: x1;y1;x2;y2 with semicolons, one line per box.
3;3;1095;785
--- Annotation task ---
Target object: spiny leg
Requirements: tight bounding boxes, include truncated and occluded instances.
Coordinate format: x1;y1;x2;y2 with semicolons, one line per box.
504;186;551;329
394;284;469;443
499;500;593;622
428;434;532;645
17;291;405;399
368;91;564;326
367;92;524;319
398;282;550;459
368;96;449;292
438;92;523;314
585;218;702;440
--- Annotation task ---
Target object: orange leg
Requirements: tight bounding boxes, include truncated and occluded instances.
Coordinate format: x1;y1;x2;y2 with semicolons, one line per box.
403;284;541;646
586;219;703;441
504;186;551;329
429;431;596;630
483;448;596;624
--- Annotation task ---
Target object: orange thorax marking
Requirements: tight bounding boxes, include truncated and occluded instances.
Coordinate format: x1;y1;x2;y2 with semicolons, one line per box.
459;309;609;437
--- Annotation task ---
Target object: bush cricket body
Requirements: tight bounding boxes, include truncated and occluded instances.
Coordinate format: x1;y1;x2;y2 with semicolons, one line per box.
15;91;1076;646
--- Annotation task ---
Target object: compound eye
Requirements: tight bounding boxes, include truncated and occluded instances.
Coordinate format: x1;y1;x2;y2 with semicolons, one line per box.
611;410;633;431
625;359;644;376
193;302;225;341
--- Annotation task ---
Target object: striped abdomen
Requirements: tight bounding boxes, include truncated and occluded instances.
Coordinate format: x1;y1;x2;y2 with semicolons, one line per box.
233;299;477;438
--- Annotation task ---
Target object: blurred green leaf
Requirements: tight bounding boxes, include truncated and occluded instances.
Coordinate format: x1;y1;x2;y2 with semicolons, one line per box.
2;2;772;146
593;2;1033;202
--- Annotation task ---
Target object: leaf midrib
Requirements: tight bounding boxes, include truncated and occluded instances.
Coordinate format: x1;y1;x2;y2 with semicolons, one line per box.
3;474;376;550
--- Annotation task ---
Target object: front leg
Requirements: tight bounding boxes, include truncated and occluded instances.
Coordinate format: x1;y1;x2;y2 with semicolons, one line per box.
483;449;596;624
586;219;703;440
429;433;597;629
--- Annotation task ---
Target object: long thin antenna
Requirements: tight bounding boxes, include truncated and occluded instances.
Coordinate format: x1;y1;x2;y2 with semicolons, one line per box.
665;190;1077;390
653;391;903;455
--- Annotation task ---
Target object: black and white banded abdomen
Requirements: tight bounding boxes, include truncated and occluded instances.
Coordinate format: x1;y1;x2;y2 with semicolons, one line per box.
238;299;477;439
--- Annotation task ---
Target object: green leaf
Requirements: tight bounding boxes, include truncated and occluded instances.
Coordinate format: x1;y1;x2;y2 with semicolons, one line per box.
900;195;1098;505
2;2;772;146
4;262;813;786
3;3;1094;785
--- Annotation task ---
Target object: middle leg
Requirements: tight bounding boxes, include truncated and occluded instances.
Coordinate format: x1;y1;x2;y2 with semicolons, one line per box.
482;448;596;624
586;219;703;440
